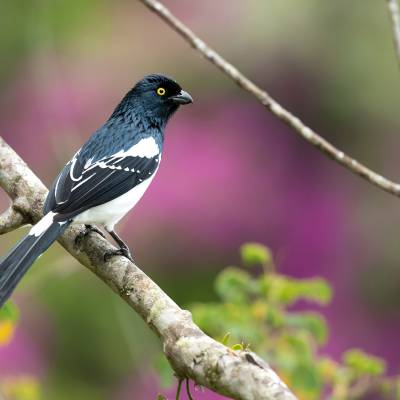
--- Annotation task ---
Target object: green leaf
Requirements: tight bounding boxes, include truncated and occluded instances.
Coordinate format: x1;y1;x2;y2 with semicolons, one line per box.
0;301;19;323
285;332;313;359
157;395;167;400
215;267;252;303
396;377;400;400
317;357;338;383
300;278;332;305
191;302;265;348
290;363;323;400
0;376;41;400
240;243;271;267
265;307;285;328
0;301;19;345
231;343;243;351
286;313;328;344
343;349;385;376
267;276;332;306
221;332;231;346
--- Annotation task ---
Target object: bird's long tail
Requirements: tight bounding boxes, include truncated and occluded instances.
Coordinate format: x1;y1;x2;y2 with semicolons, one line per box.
0;212;70;307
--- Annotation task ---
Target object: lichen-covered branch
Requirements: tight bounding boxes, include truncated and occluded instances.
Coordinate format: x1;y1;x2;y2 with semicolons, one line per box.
0;136;297;400
0;206;27;234
139;0;400;198
387;0;400;67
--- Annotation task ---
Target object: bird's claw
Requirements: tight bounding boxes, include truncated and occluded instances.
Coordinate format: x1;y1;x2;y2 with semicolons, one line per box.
75;224;105;247
104;247;134;263
85;225;106;239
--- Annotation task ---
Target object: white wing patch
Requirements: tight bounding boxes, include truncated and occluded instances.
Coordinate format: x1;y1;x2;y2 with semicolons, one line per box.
81;137;160;175
123;137;159;158
54;137;160;201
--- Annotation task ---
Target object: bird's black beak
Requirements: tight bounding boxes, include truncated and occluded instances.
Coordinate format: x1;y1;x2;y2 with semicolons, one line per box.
170;90;193;105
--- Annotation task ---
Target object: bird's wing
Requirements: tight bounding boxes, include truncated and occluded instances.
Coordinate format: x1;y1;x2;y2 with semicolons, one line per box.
44;140;160;220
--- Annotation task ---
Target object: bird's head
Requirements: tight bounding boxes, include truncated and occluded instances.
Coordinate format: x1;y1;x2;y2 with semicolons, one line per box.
121;74;193;125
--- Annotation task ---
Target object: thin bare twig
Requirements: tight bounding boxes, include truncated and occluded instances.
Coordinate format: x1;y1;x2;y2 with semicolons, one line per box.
139;0;400;198
0;137;297;400
387;0;400;67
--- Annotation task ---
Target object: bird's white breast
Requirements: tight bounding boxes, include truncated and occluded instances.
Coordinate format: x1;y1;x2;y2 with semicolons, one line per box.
73;168;158;230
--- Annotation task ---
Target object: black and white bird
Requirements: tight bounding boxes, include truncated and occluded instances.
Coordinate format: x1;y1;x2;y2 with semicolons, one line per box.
0;74;193;307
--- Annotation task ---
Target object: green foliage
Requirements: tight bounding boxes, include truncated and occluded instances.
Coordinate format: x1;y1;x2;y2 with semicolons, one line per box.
343;349;385;377
0;303;42;400
0;301;19;346
0;301;19;323
221;332;231;345
0;376;41;400
260;274;332;305
0;1;107;84
187;243;399;400
240;243;272;267
215;267;254;303
285;313;328;345
153;354;174;388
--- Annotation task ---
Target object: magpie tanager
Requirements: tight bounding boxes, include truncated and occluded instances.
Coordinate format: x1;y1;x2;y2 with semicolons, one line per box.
0;74;193;307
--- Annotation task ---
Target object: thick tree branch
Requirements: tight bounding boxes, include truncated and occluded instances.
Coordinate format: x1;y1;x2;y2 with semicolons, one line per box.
0;137;297;400
0;206;27;234
387;0;400;67
139;0;400;198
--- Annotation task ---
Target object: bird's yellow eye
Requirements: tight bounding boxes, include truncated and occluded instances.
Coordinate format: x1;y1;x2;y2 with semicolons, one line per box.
157;87;166;96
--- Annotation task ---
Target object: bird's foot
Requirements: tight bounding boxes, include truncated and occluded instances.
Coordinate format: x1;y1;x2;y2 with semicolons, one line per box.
104;247;134;263
85;225;106;239
75;224;105;247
